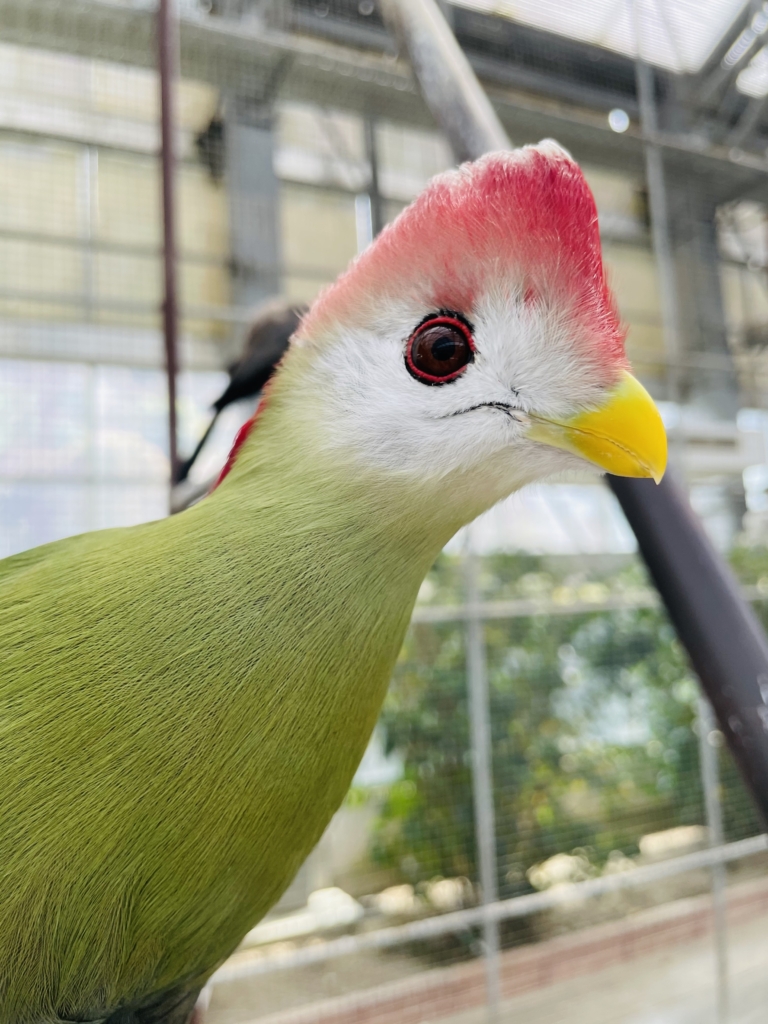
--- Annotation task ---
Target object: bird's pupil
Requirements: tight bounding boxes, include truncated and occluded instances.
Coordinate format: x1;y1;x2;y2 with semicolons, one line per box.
431;335;456;362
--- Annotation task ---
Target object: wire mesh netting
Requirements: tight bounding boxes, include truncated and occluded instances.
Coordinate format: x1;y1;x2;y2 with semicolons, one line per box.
5;1;768;1023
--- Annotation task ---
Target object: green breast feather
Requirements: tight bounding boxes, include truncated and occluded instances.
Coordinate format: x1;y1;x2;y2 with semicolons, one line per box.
0;377;452;1024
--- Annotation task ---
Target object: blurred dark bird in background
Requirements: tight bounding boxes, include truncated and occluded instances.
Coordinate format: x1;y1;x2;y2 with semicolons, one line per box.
174;300;306;499
195;114;225;183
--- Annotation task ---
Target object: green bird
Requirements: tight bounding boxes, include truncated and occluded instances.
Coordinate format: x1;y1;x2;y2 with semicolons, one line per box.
0;143;666;1024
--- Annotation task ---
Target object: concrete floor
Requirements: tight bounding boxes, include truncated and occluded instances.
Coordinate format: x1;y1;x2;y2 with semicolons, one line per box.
208;905;768;1024
208;948;425;1024
440;910;768;1024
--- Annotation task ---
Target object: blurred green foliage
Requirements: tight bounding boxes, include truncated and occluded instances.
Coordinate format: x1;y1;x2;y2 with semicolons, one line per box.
372;552;762;897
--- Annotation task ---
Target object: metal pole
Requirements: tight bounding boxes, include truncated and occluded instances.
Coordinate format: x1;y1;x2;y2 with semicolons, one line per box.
637;1;727;1008
629;0;685;472
633;82;683;405
364;118;384;239
158;0;180;494
379;0;508;162
463;528;501;1022
698;695;729;1024
383;0;768;828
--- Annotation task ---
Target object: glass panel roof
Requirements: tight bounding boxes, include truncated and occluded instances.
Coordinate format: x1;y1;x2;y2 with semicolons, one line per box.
453;0;747;73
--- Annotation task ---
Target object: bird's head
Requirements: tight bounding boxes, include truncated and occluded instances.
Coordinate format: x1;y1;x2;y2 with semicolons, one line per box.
261;143;666;523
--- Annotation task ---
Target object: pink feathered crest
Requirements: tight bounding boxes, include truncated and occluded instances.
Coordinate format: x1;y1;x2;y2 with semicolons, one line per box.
300;143;625;364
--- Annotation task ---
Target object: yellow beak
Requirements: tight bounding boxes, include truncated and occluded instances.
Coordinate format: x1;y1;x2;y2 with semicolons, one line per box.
526;371;667;483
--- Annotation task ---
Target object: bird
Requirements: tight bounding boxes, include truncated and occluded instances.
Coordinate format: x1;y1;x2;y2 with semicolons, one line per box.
0;142;666;1024
175;300;306;487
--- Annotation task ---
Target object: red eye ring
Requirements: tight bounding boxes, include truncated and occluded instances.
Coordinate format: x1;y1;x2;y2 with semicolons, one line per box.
405;313;475;386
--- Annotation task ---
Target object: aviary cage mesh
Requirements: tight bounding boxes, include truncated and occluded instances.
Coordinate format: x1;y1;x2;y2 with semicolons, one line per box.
3;1;768;1022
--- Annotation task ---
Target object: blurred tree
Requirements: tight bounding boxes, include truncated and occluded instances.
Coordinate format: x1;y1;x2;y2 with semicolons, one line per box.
372;552;761;900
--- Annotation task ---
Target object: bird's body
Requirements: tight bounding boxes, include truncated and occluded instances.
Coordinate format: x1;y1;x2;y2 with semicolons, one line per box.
0;416;444;1021
0;358;478;1022
0;145;666;1024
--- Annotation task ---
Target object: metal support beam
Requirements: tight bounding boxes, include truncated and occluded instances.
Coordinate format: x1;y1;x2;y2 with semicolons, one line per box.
8;0;768;203
695;0;765;113
380;0;507;162
729;93;768;150
698;695;729;1024
225;95;282;309
383;0;768;828
363;118;384;239
634;54;684;407
463;533;501;1021
158;0;180;492
665;181;739;416
633;9;738;418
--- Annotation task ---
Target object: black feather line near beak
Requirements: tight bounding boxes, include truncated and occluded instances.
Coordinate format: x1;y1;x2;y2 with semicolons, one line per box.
443;402;526;421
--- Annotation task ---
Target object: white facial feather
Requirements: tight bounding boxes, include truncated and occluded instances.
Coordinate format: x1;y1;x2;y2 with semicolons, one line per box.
306;283;615;499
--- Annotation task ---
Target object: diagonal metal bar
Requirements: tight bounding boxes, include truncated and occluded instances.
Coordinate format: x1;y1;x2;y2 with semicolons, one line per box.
610;474;768;822
379;0;507;162
728;93;768;149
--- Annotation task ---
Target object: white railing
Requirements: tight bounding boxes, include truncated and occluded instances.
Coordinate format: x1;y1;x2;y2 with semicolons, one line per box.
212;834;768;984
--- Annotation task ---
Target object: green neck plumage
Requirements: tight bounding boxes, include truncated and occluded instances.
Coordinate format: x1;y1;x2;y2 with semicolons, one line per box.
0;341;503;1020
203;351;491;569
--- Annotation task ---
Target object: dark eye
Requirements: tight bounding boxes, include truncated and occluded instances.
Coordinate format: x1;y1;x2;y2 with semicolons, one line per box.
405;315;475;385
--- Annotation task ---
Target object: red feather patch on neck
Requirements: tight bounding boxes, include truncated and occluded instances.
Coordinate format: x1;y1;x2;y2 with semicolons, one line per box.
210;378;276;490
211;416;256;490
